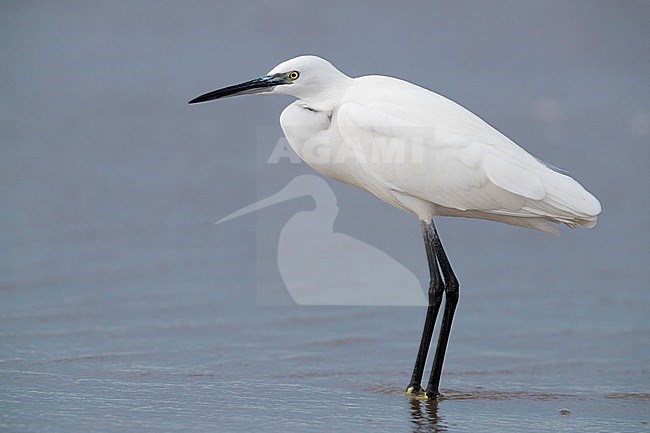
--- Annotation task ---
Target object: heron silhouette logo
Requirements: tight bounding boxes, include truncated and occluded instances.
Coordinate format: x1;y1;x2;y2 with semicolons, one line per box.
217;175;427;306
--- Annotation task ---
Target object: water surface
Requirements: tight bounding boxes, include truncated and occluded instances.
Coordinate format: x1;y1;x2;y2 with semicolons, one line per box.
1;2;649;432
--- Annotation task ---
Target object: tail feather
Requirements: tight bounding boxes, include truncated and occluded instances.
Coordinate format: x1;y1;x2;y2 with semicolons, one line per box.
527;167;601;229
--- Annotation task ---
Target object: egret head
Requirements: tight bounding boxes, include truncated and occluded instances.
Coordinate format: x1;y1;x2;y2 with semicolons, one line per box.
188;55;351;106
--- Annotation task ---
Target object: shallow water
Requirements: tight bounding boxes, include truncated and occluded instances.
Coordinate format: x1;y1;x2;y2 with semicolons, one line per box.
2;2;649;432
2;296;648;432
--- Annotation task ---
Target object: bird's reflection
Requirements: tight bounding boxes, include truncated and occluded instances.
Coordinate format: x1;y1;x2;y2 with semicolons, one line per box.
408;398;447;433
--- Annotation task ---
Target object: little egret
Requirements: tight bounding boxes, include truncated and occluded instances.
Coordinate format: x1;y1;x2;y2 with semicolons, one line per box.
189;55;601;399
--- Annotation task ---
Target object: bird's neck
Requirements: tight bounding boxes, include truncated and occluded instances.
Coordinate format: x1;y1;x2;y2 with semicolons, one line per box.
296;77;353;112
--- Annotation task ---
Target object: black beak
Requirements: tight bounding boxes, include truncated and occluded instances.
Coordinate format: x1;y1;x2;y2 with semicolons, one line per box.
188;73;290;104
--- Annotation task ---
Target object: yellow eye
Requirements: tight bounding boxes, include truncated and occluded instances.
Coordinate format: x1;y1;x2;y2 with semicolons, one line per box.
288;71;300;81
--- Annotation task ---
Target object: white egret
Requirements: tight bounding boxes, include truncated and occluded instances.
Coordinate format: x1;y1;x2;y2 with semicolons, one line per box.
189;55;601;400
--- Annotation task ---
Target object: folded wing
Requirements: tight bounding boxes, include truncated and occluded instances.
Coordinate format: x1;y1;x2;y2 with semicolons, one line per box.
336;85;601;233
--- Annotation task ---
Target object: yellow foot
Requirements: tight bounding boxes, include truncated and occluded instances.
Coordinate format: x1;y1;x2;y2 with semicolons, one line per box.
405;386;429;400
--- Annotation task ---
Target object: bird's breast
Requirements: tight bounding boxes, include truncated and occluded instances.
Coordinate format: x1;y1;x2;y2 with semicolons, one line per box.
279;102;417;215
280;102;358;185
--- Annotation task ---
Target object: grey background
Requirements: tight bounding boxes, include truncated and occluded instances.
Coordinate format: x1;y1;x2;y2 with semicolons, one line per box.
1;1;649;432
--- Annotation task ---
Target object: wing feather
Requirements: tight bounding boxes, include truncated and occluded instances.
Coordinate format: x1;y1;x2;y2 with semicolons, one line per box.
336;89;600;229
337;102;543;214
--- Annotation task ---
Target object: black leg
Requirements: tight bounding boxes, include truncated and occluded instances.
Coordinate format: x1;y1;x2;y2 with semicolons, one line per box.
425;220;459;399
406;220;445;395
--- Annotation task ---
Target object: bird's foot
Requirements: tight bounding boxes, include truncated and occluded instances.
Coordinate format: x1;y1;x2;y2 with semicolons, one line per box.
405;384;426;399
406;384;442;401
424;389;440;401
406;383;421;394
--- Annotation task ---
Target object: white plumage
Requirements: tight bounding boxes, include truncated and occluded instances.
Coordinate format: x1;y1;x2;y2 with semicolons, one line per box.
270;56;601;234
